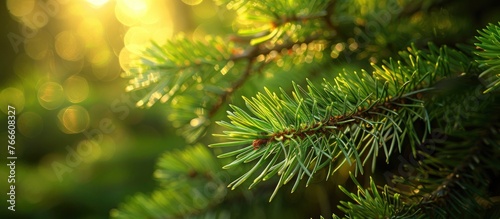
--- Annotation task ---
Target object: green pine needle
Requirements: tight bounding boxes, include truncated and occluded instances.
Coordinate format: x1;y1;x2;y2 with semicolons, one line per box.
333;173;422;219
475;22;500;93
210;43;471;199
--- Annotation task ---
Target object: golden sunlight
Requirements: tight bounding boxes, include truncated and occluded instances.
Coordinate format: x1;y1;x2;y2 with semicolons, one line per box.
87;0;110;7
6;0;36;17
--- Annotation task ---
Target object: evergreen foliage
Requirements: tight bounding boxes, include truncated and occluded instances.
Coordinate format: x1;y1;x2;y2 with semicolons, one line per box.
210;43;472;200
113;0;500;218
334;173;422;219
476;22;500;93
110;145;227;218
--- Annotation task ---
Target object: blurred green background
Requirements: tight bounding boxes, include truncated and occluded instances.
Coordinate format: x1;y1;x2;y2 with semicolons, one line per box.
0;0;229;218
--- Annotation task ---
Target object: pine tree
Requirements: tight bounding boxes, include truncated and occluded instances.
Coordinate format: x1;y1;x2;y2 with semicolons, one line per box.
111;0;500;218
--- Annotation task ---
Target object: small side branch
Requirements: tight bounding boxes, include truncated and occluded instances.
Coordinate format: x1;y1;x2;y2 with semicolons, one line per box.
209;34;329;118
209;59;255;117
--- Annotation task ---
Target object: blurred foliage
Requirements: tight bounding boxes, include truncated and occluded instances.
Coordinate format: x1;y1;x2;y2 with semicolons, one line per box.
1;0;500;218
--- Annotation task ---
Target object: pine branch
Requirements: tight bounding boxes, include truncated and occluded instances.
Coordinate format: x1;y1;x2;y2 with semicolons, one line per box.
391;97;500;218
475;22;500;93
117;2;500;218
111;145;228;219
210;43;472;200
230;33;326;61
329;22;500;219
209;59;255;117
111;144;306;219
123;35;234;107
123;0;335;142
333;173;423;219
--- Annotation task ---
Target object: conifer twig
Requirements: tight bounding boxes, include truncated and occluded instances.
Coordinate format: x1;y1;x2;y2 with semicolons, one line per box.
209;59;255;117
209;34;328;117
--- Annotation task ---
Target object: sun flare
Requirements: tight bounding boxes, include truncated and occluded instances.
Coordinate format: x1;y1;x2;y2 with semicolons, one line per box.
87;0;109;7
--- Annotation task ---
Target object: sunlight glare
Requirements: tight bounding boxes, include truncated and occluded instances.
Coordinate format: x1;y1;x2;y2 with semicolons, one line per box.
115;0;150;26
115;0;148;26
87;0;110;7
123;0;148;11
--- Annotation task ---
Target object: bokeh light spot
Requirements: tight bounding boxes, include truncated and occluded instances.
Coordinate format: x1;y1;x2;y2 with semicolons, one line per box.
7;0;36;17
118;47;137;72
0;87;25;114
38;82;65;110
50;57;85;78
118;48;131;71
77;18;104;47
54;1;85;20
63;75;89;103
88;46;111;67
55;31;85;61
193;22;215;39
150;27;173;45
193;0;217;19
122;0;148;12
24;30;50;60
115;4;136;26
139;5;161;25
124;26;151;52
18;112;43;138
115;0;148;26
57;105;90;134
182;0;203;6
92;57;121;81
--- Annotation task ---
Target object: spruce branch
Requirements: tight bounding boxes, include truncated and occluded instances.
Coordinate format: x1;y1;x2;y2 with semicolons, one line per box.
111;145;228;219
122;35;244;142
333;173;422;219
210;43;471;200
333;22;500;219
115;2;500;218
123;35;235;108
475;22;500;93
220;0;332;45
391;98;500;218
229;33;325;61
209;59;255;117
123;0;336;142
212;33;329;118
